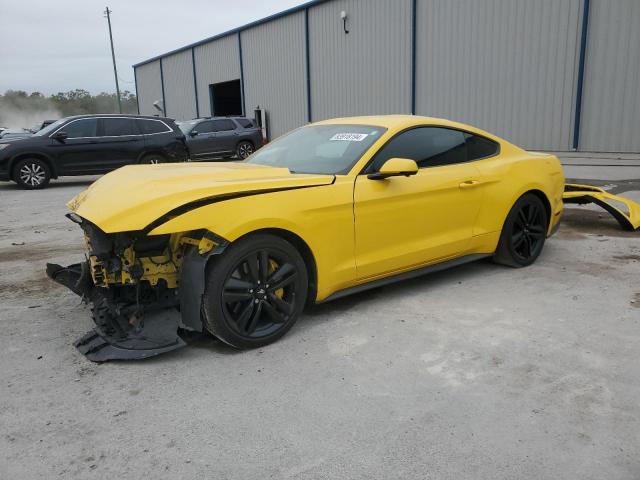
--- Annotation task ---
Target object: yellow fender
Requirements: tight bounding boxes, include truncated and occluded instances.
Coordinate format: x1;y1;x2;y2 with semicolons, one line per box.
563;184;640;231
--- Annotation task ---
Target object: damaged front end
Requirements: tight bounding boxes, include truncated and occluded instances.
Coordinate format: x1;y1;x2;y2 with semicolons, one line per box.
47;214;227;362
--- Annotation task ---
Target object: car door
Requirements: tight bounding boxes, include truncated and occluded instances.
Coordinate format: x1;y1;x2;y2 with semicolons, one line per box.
94;117;145;170
47;118;102;174
211;119;239;154
188;120;217;159
353;127;483;280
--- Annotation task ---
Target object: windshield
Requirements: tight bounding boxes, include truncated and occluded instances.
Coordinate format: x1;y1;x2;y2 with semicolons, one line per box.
34;118;67;136
177;120;198;134
245;124;385;174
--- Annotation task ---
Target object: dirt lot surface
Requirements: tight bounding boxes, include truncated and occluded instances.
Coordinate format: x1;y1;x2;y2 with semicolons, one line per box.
1;174;639;479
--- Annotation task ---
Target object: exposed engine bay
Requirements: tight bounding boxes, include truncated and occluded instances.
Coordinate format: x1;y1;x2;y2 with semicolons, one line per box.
46;215;228;361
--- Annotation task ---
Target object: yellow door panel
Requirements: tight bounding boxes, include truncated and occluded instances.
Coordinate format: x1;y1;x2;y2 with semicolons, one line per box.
353;163;483;279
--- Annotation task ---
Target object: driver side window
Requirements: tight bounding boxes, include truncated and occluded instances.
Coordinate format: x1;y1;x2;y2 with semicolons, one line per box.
370;127;466;171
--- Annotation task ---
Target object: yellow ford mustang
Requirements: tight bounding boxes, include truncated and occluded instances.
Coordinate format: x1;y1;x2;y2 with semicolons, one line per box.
47;115;564;361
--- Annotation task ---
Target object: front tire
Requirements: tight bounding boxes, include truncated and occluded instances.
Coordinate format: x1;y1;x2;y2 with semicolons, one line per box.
494;193;548;268
203;234;308;349
13;158;51;189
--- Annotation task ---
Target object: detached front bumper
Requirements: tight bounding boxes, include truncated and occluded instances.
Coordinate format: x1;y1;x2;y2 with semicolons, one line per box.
46;215;228;362
46;262;186;361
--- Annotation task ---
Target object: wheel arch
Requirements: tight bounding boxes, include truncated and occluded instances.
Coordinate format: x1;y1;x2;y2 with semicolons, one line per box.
232;227;318;305
524;189;552;229
137;150;166;163
237;138;255;149
10;153;58;179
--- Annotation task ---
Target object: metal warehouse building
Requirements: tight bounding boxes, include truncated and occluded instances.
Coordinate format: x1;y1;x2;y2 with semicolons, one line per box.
133;0;640;153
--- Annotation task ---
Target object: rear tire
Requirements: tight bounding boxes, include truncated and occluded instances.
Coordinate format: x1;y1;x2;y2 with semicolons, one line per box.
13;158;51;189
493;193;548;268
236;141;254;159
203;234;308;349
140;153;167;164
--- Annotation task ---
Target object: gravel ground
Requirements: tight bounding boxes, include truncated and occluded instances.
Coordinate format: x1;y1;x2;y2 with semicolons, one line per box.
1;173;639;479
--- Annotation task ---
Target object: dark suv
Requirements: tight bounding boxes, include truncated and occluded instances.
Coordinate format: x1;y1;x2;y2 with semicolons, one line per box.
0;114;188;189
178;117;263;161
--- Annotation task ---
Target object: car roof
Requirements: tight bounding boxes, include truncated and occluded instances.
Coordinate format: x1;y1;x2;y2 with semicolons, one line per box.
313;114;508;144
62;114;174;122
188;116;251;121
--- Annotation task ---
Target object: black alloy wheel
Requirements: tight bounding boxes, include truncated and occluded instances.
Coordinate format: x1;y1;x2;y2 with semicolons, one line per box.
494;193;548;267
203;234;308;349
511;200;546;261
237;141;254;159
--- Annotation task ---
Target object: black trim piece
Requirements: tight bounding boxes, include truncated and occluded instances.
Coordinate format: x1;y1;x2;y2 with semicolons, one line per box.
159;58;166;116
192;47;200;118
305;8;312;123
573;0;591;150
238;32;246;117
143;180;335;234
411;0;417;115
320;254;489;303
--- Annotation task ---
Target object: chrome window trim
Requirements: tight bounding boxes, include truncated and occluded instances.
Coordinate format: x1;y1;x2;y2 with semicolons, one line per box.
50;116;172;139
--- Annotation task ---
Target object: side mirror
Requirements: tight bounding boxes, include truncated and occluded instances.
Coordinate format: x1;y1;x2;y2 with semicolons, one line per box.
368;158;418;180
189;130;198;137
52;131;68;142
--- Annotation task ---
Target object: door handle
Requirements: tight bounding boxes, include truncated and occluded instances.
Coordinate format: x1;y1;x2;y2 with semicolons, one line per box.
459;180;480;189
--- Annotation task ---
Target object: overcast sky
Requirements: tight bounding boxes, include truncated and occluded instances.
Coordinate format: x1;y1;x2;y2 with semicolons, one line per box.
0;0;304;95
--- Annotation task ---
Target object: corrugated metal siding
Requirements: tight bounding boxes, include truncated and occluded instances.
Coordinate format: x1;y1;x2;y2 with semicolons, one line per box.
162;50;196;120
308;0;412;121
135;61;163;116
194;36;241;117
242;12;308;138
415;0;581;151
579;0;640;152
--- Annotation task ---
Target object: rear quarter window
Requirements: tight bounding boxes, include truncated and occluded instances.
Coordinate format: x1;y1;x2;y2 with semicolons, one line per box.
236;118;255;128
138;119;172;134
465;133;499;160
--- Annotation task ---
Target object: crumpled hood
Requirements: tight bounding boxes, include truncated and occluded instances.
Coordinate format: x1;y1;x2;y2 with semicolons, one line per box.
69;162;334;233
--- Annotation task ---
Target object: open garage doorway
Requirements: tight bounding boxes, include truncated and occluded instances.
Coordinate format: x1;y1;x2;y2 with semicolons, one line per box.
209;80;242;116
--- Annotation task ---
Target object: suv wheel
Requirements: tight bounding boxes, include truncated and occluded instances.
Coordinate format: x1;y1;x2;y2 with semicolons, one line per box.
14;158;51;189
236;141;254;159
141;153;166;164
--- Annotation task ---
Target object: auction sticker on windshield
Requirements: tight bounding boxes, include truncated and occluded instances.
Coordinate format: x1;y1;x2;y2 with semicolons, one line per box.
330;133;369;142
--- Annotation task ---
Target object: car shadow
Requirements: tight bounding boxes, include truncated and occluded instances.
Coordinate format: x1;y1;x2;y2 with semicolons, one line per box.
301;258;499;323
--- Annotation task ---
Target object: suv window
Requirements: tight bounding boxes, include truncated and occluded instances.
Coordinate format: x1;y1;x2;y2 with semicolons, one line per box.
194;121;215;134
100;118;139;137
138;119;171;134
213;119;236;132
465;133;499;160
371;127;466;170
236;118;255;129
59;118;98;138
